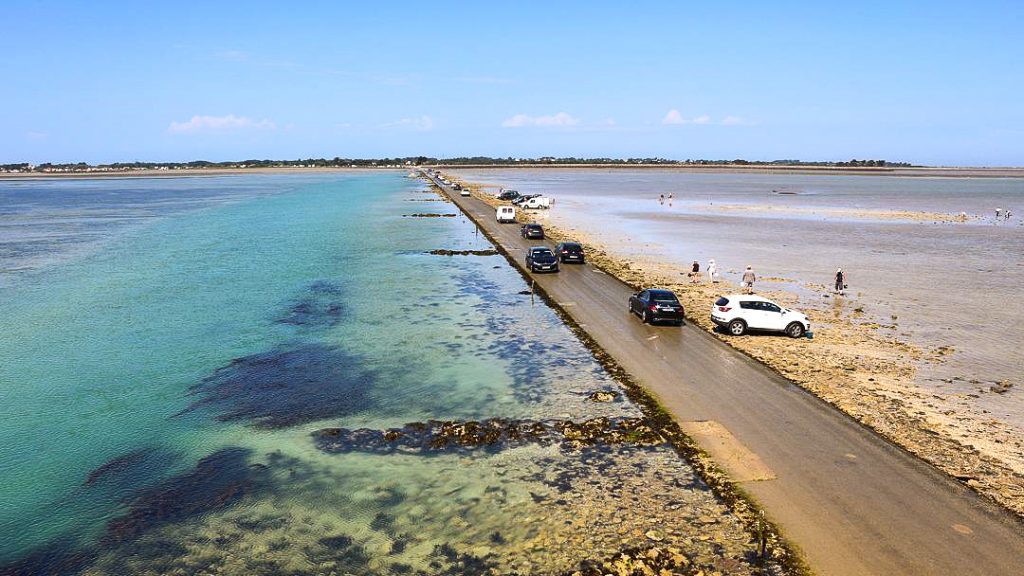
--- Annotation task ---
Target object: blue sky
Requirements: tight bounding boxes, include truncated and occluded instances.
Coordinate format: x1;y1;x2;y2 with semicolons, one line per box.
3;1;1022;165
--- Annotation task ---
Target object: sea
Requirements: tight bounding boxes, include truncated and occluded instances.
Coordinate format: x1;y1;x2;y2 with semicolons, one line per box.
0;173;757;574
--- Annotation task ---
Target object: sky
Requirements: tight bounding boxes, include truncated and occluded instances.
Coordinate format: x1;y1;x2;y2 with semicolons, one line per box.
2;1;1023;166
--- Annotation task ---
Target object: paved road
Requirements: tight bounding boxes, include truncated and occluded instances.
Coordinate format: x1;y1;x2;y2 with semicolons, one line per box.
428;176;1024;576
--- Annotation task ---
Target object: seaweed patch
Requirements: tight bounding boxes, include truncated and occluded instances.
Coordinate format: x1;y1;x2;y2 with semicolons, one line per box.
102;448;262;545
276;280;346;328
403;213;457;218
83;447;179;489
312;417;663;455
179;343;375;429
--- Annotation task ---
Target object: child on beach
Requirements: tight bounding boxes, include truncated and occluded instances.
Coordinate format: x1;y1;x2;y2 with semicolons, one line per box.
707;258;718;283
742;266;756;294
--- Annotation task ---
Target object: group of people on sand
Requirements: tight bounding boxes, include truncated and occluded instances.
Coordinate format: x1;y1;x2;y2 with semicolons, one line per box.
995;207;1013;222
658;193;674;205
685;260;848;297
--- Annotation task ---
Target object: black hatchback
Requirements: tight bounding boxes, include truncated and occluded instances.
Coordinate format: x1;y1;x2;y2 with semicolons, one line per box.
521;223;544;239
555;241;585;263
628;289;684;325
525;247;559;273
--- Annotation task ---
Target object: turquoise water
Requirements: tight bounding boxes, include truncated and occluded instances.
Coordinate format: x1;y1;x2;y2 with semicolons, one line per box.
0;174;758;574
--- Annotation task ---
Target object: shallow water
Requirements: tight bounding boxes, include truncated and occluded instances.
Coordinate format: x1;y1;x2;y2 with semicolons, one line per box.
0;174;760;574
452;168;1024;433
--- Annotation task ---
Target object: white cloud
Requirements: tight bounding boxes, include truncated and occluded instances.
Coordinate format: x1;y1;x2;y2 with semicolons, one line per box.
26;131;48;141
381;116;434;131
168;114;275;134
601;118;617;126
663;110;743;126
501;112;580;128
662;109;686;125
214;50;248;62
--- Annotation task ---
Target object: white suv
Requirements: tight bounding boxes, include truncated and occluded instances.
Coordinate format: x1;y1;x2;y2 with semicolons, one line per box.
710;294;810;338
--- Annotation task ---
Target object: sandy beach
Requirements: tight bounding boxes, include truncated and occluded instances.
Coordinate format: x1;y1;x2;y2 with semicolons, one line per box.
448;168;1024;518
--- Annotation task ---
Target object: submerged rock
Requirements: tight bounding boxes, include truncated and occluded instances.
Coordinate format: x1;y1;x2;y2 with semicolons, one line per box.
178;343;375;429
403;213;457;218
83;447;179;489
312;417;663;455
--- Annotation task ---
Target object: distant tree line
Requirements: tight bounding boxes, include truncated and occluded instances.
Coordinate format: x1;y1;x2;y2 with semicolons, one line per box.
1;157;915;173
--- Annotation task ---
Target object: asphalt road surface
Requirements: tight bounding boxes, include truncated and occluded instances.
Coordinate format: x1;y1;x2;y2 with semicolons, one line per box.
429;175;1024;576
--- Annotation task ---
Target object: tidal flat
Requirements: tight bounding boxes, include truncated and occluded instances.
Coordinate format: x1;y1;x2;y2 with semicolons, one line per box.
0;174;783;574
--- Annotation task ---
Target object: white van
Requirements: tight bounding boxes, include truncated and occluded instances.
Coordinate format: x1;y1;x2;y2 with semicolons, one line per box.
496;206;516;223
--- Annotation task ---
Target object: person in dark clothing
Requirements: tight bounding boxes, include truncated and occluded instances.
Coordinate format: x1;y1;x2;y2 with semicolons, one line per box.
835;268;846;295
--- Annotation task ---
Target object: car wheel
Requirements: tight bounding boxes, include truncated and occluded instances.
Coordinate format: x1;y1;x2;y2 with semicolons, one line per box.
642;310;651;324
786;322;806;338
728;319;746;336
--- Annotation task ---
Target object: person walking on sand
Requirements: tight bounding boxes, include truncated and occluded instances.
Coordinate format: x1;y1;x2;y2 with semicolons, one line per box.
659;194;665;204
689;260;701;283
996;207;1002;221
707;258;718;283
834;267;846;295
742;266;756;294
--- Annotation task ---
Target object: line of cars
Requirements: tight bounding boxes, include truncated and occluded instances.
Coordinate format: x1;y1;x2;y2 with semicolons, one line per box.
434;172;811;338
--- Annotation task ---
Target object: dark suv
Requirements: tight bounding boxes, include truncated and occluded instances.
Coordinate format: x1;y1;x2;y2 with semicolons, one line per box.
521;223;544;239
525;247;559;273
498;190;520;201
555;241;585;263
628;289;684;325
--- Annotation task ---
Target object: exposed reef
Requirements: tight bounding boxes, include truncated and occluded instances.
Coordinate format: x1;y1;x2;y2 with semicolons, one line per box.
313;417;663;455
403;213;457;218
429;249;499;256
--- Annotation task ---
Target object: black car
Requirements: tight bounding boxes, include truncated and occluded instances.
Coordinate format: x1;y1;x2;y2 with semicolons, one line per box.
498;189;520;201
521;223;545;239
525;247;559;273
555;241;585;263
512;193;540;205
628;289;684;325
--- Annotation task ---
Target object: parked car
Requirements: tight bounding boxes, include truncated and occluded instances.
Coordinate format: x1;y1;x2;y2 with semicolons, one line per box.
496;206;517;223
710;294;810;338
451;183;462;190
497;189;521;201
459;188;471;197
512;193;540;206
521;196;552;209
555;241;585;263
521;223;545;239
525;247;559;272
628;289;684;325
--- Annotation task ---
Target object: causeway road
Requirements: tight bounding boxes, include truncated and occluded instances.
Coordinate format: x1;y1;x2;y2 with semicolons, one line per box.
428;175;1024;576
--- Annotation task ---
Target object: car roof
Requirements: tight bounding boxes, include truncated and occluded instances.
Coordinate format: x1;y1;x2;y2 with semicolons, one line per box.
529;246;551;252
525;223;542;227
646;289;677;297
721;294;772;302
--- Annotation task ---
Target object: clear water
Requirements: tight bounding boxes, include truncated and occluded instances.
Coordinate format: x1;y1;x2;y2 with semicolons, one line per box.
0;174;752;574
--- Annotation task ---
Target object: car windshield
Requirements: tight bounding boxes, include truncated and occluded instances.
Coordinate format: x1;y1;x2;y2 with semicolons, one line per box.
532;249;553;257
562;243;581;250
526;225;541;230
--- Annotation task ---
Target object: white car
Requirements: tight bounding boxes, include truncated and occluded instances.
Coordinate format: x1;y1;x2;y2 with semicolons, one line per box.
459;188;471;197
710;294;810;338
